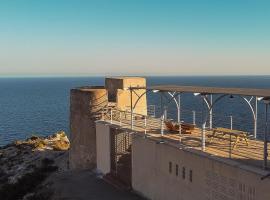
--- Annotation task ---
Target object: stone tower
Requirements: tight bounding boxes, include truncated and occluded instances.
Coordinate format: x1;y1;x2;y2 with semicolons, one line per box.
105;77;147;115
69;77;147;170
69;86;108;169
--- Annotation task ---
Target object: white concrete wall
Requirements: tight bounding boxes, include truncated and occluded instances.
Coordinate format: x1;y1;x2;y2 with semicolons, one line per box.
96;121;111;174
132;134;270;200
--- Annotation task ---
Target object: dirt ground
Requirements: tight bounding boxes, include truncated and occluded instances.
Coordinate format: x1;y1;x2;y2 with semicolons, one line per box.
48;170;145;200
0;134;144;200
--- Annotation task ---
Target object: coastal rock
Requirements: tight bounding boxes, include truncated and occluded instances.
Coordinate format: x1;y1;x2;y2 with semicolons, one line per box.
13;131;70;152
53;140;70;151
0;131;70;200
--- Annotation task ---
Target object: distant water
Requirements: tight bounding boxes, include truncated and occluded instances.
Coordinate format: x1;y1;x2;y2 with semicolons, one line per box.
0;76;269;146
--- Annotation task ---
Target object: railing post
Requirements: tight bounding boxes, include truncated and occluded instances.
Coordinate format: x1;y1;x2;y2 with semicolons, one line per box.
161;115;164;136
254;97;258;138
209;95;213;129
179;122;182;142
229;133;232;159
201;123;206;151
192;110;196;125
254;118;257;139
164;106;167;120
209;109;213;129
263;102;269;170
131;112;134;130
130;89;134;130
178;94;181;123
230;115;233;130
144;116;147;136
101;109;104;120
110;109;113;124
119;111;122;126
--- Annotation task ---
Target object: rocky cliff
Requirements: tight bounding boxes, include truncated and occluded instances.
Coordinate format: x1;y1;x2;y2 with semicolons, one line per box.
0;131;70;200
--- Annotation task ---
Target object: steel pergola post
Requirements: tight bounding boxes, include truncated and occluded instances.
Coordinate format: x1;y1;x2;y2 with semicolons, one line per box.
254;97;258;138
130;88;134;130
192;110;196;125
201;123;206;151
230;115;233;130
263;100;269;170
160;92;164;136
209;95;213;129
178;94;182;139
178;94;181;123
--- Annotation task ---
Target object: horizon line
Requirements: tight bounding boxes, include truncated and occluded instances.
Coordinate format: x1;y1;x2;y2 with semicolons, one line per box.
1;74;270;78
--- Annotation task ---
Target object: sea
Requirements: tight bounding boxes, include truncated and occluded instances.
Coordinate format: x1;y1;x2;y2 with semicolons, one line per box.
0;76;270;146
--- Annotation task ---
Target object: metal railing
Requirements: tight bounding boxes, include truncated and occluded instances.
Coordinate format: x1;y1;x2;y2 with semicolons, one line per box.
100;107;269;171
101;106;168;139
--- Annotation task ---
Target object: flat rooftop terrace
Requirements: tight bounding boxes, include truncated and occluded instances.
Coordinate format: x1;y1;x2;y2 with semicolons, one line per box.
102;111;270;172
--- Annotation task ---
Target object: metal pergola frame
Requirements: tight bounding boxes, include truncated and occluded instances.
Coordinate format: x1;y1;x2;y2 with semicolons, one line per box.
128;86;270;170
200;94;258;137
129;88;181;132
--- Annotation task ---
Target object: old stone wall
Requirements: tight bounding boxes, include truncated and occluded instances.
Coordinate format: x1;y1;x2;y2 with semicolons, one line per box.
69;87;108;170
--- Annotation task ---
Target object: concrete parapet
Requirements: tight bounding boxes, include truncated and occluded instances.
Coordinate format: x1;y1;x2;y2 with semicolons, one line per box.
132;133;270;200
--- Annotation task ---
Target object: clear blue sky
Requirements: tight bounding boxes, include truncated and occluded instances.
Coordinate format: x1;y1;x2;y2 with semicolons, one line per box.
0;0;269;76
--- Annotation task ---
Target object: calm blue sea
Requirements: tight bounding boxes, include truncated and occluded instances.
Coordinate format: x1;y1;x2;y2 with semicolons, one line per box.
0;76;269;146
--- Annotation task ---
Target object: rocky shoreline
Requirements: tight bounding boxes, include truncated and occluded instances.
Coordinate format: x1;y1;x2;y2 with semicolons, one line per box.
0;131;70;200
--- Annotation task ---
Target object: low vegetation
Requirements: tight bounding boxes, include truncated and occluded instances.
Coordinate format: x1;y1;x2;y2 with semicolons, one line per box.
0;158;58;200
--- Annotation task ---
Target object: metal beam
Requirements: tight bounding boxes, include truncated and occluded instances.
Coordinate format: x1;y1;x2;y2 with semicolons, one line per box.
202;95;213;129
132;89;151;111
167;92;181;123
200;94;258;138
240;96;257;138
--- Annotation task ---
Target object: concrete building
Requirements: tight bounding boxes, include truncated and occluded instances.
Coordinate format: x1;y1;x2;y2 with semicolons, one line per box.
70;77;270;200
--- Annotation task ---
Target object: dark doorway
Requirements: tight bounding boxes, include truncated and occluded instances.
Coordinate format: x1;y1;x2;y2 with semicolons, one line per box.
110;128;132;187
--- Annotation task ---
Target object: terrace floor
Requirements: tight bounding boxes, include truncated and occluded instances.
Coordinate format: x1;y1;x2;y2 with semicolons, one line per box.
105;114;270;171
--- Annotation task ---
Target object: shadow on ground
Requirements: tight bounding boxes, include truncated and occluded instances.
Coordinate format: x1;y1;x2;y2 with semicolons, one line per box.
49;170;144;200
